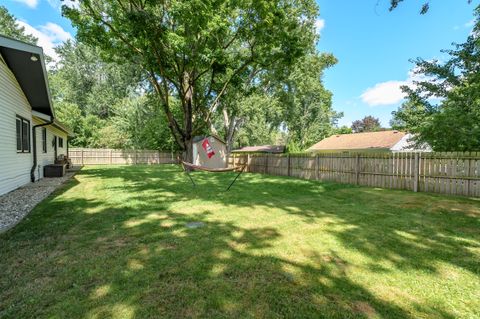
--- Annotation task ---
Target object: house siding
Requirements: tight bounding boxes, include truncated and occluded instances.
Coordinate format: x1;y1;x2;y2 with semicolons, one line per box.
0;53;34;195
32;118;68;180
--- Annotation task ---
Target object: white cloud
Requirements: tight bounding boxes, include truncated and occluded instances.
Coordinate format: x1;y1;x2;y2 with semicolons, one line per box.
361;81;407;106
465;18;475;28
453;18;476;31
361;66;437;106
12;0;38;9
16;20;72;61
315;19;325;34
39;22;72;42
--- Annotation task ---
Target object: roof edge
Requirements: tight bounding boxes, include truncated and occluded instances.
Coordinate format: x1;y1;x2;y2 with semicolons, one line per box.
32;113;73;136
0;35;54;117
0;36;43;54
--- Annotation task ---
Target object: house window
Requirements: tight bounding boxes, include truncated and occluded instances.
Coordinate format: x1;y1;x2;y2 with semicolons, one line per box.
16;118;21;151
42;128;47;153
58;137;64;148
16;116;30;153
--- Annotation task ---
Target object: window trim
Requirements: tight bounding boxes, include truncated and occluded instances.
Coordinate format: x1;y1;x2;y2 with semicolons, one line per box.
42;127;47;153
16;115;31;153
16;117;22;152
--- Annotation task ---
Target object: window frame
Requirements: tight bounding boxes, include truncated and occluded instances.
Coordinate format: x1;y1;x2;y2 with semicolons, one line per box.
16;117;22;152
16;115;31;153
42;127;47;153
58;137;64;148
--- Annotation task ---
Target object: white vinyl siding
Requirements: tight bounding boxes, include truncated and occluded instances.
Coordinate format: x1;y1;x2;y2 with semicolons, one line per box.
32;118;68;180
0;53;33;195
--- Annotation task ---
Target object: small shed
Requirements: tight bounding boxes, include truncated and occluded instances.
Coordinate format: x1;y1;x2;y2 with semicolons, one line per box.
192;135;227;168
232;145;285;154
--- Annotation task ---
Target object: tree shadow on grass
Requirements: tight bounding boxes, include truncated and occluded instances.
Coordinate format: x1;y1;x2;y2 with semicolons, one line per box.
80;165;480;274
1;199;412;318
1;165;479;318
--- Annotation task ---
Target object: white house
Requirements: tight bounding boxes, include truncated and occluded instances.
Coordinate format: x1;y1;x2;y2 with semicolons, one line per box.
0;35;72;196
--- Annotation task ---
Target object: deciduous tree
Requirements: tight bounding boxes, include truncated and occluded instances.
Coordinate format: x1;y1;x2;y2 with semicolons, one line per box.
63;0;318;161
0;6;37;44
281;53;340;149
392;6;480;151
388;0;473;14
351;116;381;133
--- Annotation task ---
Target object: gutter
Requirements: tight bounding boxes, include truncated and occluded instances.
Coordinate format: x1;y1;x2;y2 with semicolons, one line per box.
30;117;54;182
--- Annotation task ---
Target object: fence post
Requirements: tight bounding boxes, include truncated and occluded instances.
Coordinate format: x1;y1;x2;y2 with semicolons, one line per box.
355;154;360;185
316;154;319;180
81;149;84;166
413;152;420;192
247;153;250;172
265;154;269;174
110;149;113;164
233;153;236;168
466;153;471;196
134;149;137;165
287;154;291;176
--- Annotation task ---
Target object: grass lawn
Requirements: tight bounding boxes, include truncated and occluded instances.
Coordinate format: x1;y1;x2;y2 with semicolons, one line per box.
1;165;479;319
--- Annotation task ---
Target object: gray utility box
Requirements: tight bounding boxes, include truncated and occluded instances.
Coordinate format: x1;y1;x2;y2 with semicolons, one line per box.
44;164;66;177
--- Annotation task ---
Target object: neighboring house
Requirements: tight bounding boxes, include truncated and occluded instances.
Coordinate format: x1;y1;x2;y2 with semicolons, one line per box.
0;36;72;196
306;130;431;153
232;145;285;154
192;135;227;168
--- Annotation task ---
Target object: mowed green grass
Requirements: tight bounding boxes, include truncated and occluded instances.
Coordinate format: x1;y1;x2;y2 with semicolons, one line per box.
1;165;479;319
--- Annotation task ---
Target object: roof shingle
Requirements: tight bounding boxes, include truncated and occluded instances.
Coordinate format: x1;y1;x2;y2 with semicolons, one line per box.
307;131;406;151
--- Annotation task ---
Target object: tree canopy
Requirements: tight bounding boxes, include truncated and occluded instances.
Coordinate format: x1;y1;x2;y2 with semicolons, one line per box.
49;39;179;150
217;52;339;152
0;5;37;44
63;0;321;159
391;5;480;151
388;0;473;14
279;53;340;150
351;116;382;133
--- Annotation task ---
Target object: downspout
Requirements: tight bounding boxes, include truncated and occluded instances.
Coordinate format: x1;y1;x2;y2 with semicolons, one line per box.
31;117;54;182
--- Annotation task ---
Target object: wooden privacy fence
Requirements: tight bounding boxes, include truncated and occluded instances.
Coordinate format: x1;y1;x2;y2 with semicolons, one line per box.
228;152;480;197
69;148;178;165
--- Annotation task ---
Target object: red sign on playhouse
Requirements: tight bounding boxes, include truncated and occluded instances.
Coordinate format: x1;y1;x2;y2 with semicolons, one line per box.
202;138;215;158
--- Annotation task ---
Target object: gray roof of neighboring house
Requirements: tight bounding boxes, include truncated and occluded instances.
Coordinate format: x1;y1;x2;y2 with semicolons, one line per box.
232;145;285;153
0;35;54;117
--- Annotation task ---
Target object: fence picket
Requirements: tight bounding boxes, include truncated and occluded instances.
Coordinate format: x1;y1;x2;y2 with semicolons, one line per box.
70;148;480;197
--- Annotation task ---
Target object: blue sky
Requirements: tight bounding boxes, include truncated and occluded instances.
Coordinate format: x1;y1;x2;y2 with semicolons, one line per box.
316;0;477;127
3;0;478;127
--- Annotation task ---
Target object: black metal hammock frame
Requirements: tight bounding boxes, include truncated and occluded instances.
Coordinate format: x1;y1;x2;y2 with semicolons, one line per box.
179;160;246;191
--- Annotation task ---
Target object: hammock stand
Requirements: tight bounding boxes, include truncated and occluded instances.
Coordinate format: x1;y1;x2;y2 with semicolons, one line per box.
179;160;246;191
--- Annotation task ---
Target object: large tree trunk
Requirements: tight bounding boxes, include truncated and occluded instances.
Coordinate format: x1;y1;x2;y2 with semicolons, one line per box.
182;72;194;163
182;137;194;163
223;108;243;153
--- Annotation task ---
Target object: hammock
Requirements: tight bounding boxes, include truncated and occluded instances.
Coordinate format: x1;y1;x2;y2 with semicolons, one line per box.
179;160;246;191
